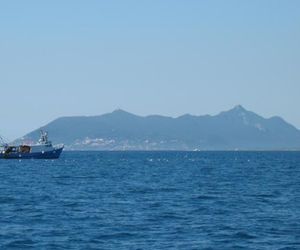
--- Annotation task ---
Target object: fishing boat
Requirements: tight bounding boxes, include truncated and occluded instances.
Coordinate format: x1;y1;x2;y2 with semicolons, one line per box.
0;131;64;159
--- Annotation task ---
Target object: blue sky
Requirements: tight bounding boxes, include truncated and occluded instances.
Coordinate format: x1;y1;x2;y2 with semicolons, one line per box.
0;0;299;140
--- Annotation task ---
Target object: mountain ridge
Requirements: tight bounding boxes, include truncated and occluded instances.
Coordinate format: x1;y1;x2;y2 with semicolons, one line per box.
18;106;300;151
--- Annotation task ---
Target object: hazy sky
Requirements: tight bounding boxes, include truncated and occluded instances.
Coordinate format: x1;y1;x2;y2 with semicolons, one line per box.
0;0;299;140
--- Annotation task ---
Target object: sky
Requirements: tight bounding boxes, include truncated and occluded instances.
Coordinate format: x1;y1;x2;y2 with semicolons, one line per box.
0;0;299;140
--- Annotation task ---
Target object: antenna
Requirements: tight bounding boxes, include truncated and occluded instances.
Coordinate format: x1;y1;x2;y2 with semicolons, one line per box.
0;135;7;146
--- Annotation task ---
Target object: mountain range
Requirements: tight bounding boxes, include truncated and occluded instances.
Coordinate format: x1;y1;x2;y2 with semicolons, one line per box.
19;105;300;150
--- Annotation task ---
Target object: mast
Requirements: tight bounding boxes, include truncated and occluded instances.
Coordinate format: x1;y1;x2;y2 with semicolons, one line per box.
0;135;7;147
38;130;51;145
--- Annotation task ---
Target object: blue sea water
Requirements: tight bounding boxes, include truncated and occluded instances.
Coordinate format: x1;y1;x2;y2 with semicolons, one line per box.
0;151;299;250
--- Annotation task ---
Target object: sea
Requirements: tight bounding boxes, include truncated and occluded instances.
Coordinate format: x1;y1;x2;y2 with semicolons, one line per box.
0;151;299;249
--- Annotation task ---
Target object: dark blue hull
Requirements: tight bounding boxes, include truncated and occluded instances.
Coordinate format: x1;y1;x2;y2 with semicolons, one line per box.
0;147;63;159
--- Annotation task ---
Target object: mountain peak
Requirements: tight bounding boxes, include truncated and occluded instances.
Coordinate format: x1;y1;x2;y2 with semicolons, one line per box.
109;109;140;119
232;105;247;112
219;105;248;116
113;108;125;112
111;109;132;115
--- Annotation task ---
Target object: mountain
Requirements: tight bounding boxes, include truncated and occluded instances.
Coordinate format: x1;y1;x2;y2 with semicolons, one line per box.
18;106;300;150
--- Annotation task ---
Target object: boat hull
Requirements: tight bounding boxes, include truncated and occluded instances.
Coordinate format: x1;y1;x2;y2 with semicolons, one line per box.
0;147;63;159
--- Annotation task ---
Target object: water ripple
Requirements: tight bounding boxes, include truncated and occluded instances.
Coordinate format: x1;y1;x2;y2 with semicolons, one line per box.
0;151;299;249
